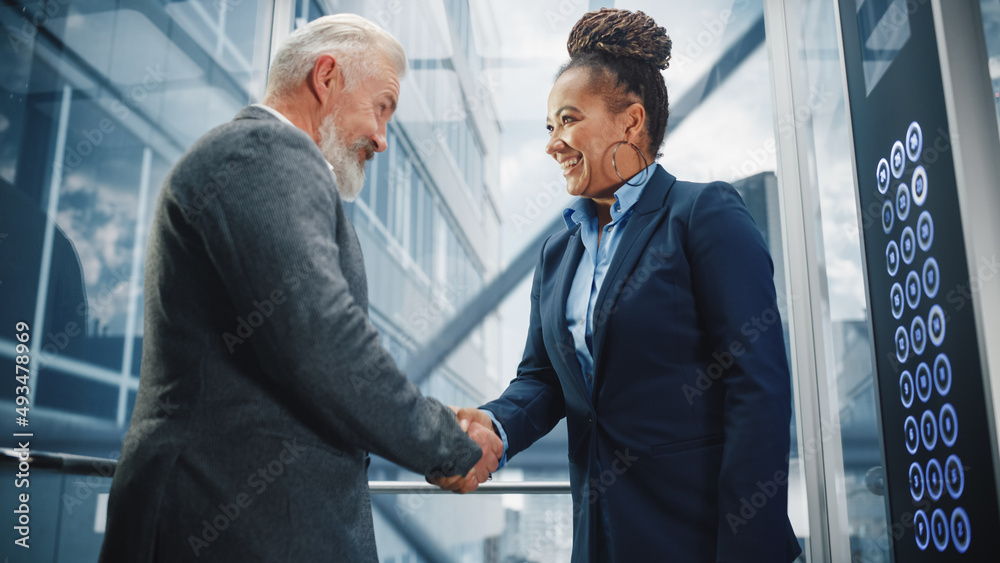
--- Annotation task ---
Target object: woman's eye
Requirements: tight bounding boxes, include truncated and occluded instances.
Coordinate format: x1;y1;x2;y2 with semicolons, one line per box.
546;124;554;134
562;115;574;124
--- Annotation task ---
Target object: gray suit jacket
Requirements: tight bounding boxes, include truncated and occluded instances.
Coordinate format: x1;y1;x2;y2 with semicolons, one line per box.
99;106;481;562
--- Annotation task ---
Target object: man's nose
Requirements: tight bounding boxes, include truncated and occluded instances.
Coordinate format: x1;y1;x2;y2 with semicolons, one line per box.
371;124;388;153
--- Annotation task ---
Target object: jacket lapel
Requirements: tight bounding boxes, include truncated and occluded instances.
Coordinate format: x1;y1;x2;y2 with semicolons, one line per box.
590;166;677;381
546;227;592;405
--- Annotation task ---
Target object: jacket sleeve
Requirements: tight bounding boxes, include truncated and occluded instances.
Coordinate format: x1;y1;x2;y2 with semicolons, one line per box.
684;182;794;560
481;239;567;460
183;122;480;478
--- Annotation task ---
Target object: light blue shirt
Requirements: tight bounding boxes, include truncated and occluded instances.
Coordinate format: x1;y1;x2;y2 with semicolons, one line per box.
483;163;657;469
564;162;656;394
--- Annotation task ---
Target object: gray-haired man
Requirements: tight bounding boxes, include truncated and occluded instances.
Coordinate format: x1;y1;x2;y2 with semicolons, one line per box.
99;14;500;562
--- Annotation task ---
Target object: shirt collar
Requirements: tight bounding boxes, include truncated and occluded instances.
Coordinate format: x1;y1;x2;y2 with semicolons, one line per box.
252;103;296;127
251;104;335;174
563;162;658;229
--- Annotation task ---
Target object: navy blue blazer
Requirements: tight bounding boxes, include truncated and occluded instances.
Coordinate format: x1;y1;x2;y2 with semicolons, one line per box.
483;166;802;562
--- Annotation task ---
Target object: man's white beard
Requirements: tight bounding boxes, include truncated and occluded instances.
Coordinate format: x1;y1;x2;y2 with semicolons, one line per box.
318;114;369;202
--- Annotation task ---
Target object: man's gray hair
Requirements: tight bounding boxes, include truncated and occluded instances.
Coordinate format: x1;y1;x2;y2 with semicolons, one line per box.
264;14;406;101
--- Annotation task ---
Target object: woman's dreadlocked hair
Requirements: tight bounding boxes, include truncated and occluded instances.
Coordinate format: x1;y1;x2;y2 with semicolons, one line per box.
560;8;672;158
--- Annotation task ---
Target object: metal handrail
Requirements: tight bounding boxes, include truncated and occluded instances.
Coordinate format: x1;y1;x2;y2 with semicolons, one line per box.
0;448;571;494
369;481;571;494
0;447;117;474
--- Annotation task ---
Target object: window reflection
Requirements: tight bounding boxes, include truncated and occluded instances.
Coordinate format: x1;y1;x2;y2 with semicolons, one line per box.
800;0;892;560
0;0;260;420
981;0;1000;140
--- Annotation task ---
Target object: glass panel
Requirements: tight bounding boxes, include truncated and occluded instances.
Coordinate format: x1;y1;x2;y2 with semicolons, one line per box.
0;0;261;418
795;0;892;560
981;0;1000;141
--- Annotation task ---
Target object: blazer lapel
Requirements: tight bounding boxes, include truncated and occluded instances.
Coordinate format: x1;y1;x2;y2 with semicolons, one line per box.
545;228;592;405
591;167;677;380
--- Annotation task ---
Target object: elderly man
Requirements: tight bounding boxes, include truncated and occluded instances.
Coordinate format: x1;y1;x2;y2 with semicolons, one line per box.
98;14;501;562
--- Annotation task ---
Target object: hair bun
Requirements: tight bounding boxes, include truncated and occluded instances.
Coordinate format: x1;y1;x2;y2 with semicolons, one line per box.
567;8;671;70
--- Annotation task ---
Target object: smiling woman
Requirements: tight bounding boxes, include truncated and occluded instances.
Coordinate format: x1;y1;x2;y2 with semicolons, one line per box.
466;7;803;562
545;9;670;211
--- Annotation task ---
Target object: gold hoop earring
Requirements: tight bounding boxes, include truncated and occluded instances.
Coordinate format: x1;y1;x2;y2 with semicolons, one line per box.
612;141;650;186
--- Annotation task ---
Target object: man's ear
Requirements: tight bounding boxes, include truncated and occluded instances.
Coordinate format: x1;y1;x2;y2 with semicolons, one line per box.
622;102;647;143
310;54;343;105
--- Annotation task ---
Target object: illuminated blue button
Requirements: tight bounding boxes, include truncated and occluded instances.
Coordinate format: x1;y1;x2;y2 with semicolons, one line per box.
934;353;952;396
907;121;923;162
917;211;933;252
912;165;928;206
946;454;965;499
905;415;920;454
923;257;940;299
896;325;910;364
926;458;944;501
882;200;895;234
940;403;958;448
909;461;925;502
891;140;906;179
877;158;891;194
891;283;905;320
901;227;916;265
928;305;946;346
911;318;927;357
922;409;938;451
952;508;970;554
900;370;914;409
897;183;911;222
886;241;900;277
916;362;932;403
906;270;921;310
914;510;931;551
931;508;949;552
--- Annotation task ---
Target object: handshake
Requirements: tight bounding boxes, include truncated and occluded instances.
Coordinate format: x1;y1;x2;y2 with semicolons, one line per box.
427;407;504;494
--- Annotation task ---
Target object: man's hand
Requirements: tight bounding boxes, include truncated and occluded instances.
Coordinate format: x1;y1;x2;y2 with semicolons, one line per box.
427;407;502;493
